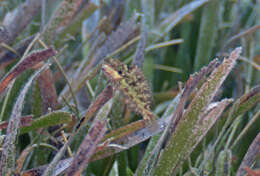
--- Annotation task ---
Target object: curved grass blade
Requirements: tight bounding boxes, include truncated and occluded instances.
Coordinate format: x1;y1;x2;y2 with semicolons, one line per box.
0;65;49;175
47;99;112;176
236;133;260;176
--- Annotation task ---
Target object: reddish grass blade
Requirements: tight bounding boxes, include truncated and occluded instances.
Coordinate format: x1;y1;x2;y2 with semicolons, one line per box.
65;120;107;175
0;48;56;95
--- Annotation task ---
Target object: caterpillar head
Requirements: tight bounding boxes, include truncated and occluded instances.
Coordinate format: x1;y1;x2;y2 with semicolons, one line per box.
102;58;129;81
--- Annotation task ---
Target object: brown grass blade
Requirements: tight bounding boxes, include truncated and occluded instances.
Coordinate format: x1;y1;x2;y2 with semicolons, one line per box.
37;69;58;113
0;48;56;95
76;85;114;130
65;120;107;175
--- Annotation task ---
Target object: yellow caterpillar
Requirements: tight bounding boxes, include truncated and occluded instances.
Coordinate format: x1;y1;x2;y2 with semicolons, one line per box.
102;58;155;121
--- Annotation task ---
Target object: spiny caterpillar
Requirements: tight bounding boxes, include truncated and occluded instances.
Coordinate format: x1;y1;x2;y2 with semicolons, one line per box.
102;58;155;121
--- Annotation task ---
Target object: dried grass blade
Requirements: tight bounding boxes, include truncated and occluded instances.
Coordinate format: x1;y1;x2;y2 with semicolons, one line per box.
64;99;113;175
0;48;56;95
37;68;58;113
65;121;107;175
